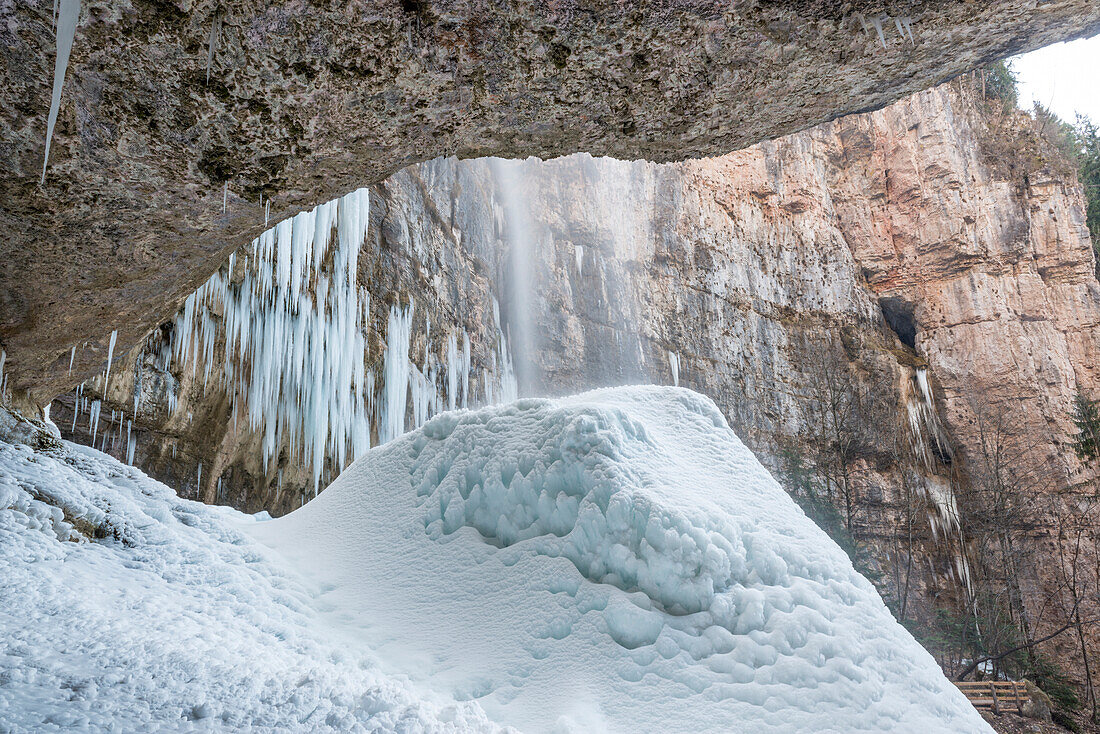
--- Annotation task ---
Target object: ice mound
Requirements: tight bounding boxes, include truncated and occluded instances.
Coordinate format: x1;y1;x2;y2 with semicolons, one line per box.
253;387;992;733
0;431;499;732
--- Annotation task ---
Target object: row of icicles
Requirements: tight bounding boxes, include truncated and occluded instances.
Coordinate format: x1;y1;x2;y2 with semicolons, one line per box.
64;188;519;497
904;367;974;598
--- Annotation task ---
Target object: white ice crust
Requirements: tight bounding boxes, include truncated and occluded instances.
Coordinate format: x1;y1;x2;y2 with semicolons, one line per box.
0;430;497;732
0;386;991;732
254;386;992;733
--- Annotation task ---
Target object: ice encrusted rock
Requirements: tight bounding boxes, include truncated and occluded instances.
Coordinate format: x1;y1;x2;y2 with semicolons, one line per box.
253;386;993;733
0;430;500;732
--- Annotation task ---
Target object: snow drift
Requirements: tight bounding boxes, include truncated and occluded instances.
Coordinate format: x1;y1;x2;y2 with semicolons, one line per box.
251;386;992;733
0;387;991;731
0;428;497;732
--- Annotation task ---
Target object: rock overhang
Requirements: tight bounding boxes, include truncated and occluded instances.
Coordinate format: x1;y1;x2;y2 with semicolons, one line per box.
1;0;1099;409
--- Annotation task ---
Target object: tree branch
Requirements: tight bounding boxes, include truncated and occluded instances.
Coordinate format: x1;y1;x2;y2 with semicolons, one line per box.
954;609;1100;682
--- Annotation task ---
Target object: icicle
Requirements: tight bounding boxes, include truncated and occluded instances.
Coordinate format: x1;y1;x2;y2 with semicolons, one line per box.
490;297;517;404
88;398;101;445
900;16;915;44
168;187;374;493
222;182;228;213
446;332;458;412
871;15;887;49
41;0;81;184
102;329;117;395
68;346;75;374
461;332;471;410
125;419;135;465
574;245;584;276
71;382;83;433
197;463;202;490
668;351;680;387
380;301;414;444
205;11;221;85
410;365;435;430
499;333;517;404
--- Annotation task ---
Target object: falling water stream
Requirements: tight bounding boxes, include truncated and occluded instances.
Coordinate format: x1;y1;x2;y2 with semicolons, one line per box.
489;158;539;396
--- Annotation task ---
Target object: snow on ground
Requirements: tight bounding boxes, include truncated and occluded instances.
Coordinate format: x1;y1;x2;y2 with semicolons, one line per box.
0;426;499;732
250;386;993;733
1;387;992;732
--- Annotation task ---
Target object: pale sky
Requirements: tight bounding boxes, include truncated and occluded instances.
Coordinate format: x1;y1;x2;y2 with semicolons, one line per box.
1011;33;1100;123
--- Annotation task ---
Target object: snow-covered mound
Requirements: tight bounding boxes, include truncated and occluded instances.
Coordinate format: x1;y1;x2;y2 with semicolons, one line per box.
251;387;992;733
0;430;499;732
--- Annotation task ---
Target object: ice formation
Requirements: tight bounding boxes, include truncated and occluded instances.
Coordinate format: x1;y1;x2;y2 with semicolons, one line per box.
460;332;472;409
252;386;992;733
171;189;373;492
140;185;523;493
870;15;887;49
446;333;460;411
41;0;80;184
205;11;221;84
102;329;117;394
380;302;414;445
668;350;680;387
853;12;912;49
0;426;498;731
906;368;954;472
490;298;519;405
904;368;972;594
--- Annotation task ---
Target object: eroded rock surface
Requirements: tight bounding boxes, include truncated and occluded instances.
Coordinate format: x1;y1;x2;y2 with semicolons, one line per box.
3;0;1100;407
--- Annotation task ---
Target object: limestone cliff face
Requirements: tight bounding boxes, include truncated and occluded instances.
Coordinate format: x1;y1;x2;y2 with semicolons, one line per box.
3;0;1100;410
51;80;1100;684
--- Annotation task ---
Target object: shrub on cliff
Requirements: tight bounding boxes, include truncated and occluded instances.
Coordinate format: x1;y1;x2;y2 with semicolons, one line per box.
1070;391;1100;463
1032;107;1100;263
1072;116;1100;249
979;60;1019;111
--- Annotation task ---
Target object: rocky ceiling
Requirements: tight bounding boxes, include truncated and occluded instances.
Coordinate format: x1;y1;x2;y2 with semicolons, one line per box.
2;0;1099;410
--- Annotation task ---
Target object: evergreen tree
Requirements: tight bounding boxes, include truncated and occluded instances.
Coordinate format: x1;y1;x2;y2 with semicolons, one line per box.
1073;114;1100;249
980;61;1018;110
1070;392;1100;463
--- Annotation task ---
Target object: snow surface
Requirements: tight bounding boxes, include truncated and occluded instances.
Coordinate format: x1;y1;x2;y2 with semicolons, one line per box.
1;387;991;732
0;431;499;732
251;386;993;733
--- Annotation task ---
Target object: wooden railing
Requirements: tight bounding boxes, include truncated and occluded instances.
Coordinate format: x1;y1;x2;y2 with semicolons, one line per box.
955;681;1027;714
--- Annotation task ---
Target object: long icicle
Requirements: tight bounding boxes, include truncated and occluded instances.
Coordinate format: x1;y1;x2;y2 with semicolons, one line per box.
41;0;81;184
103;329;117;396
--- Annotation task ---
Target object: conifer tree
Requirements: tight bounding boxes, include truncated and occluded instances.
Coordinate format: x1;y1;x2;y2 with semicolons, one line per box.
1070;392;1100;463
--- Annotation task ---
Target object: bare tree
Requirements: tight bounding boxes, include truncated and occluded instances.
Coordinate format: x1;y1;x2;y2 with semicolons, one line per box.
889;449;923;624
802;331;893;535
957;389;1050;669
1050;492;1100;720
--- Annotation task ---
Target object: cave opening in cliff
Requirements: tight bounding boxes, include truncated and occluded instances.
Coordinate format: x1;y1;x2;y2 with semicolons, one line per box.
878;296;917;350
10;2;1100;725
